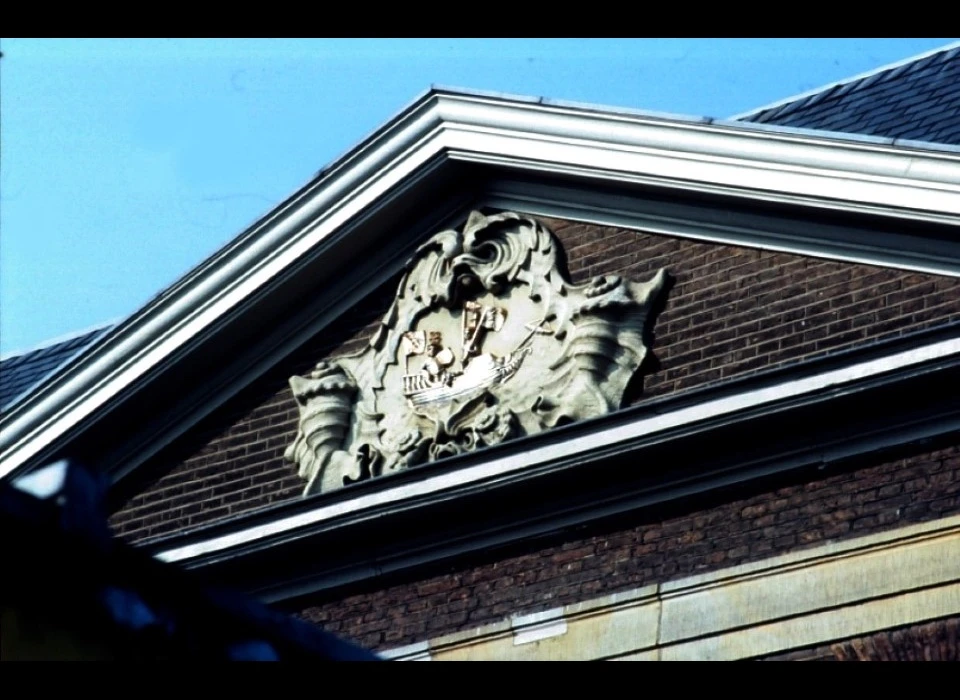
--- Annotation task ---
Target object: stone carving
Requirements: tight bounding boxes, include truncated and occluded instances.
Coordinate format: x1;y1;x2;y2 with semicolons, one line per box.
285;211;668;495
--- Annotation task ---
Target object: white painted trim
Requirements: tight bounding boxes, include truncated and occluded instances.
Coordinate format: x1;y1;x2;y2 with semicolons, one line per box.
379;640;431;661
154;335;960;565
438;123;960;219
499;200;960;278
0;116;444;480
482;186;960;278
512;608;568;646
0;324;117;416
730;41;960;120
3;89;960;484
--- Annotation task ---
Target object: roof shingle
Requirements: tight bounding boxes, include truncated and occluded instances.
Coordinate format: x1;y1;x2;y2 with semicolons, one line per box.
739;44;960;146
0;326;112;414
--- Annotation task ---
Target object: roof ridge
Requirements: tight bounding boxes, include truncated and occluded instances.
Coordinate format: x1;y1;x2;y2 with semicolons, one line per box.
730;40;960;121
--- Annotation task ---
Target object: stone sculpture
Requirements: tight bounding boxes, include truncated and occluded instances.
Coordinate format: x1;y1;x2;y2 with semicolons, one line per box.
285;211;668;495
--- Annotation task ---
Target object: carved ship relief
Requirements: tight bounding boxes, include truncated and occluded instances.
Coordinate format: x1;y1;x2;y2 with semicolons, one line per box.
285;211;668;495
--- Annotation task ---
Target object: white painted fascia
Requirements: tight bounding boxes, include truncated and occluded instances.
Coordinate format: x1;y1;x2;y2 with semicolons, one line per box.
2;89;960;484
432;94;960;219
154;335;960;566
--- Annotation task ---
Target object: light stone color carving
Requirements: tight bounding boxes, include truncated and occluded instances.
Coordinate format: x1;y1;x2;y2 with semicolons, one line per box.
285;211;668;495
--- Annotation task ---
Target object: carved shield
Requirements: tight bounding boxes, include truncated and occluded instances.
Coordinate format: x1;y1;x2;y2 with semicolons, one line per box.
285;211;668;494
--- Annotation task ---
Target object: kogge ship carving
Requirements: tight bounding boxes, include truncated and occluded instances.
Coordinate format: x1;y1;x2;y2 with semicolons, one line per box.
285;211;668;494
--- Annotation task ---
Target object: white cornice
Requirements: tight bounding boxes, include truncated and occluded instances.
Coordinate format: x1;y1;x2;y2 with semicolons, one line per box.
431;93;960;218
2;89;960;483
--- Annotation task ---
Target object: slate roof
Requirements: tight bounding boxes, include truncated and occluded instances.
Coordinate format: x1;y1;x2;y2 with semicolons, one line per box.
0;325;112;414
737;43;960;145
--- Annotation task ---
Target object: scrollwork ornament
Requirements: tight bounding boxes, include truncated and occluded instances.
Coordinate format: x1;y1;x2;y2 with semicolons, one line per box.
285;211;668;494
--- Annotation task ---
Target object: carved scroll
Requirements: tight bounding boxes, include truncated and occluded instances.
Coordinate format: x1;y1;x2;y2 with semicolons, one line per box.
285;211;668;495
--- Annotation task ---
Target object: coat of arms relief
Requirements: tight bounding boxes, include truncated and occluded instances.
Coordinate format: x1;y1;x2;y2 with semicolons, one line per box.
285;211;668;495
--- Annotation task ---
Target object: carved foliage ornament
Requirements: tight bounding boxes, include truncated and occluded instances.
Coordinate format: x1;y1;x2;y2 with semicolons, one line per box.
285;211;668;495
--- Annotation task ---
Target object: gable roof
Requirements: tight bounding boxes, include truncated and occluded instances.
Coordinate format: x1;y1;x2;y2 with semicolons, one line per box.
2;87;960;491
735;42;960;145
0;324;113;414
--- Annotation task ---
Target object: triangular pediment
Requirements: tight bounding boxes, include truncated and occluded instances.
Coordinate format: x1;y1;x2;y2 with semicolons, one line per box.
2;89;960;600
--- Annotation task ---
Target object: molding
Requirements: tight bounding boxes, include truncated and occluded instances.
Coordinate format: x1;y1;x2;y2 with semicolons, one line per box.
511;608;568;646
482;179;960;278
130;325;960;606
379;640;431;661
3;88;960;490
380;514;960;660
153;332;960;567
435;97;960;221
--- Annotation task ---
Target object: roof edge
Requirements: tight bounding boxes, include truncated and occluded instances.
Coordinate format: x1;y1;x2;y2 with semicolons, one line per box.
431;83;714;125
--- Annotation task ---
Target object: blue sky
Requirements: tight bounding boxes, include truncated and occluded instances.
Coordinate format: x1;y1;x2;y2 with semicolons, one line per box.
1;38;956;355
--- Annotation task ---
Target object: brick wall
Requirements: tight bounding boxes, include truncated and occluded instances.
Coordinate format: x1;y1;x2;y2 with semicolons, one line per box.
295;443;960;652
544;218;960;401
108;275;401;542
761;615;960;661
109;215;960;543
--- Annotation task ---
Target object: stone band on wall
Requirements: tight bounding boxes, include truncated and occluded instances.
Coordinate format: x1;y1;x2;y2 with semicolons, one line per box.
380;514;960;661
